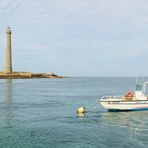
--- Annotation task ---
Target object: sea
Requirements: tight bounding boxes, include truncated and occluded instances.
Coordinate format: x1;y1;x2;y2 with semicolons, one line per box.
0;77;148;148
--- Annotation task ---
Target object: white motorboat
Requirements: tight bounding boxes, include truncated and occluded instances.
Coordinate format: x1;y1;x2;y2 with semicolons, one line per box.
99;82;148;111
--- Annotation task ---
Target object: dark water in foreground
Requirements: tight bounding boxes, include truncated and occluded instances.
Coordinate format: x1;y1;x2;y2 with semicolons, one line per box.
0;77;148;148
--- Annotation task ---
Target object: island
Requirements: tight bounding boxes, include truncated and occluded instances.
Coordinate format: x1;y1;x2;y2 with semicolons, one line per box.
0;72;63;79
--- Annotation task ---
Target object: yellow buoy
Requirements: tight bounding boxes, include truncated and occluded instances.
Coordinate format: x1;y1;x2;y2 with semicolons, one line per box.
76;106;86;114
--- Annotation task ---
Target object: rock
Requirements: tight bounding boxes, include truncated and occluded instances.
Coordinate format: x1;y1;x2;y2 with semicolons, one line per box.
0;72;63;79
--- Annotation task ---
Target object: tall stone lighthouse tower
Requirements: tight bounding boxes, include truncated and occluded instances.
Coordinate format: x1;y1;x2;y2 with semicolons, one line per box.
4;27;12;73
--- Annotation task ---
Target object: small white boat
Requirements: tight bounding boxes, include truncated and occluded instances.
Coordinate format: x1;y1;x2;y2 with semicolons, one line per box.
99;82;148;111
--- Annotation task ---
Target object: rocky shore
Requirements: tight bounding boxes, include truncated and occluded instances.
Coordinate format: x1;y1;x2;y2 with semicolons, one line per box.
0;72;63;79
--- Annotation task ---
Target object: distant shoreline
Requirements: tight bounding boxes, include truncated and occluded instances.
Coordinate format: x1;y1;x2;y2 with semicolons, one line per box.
0;72;64;79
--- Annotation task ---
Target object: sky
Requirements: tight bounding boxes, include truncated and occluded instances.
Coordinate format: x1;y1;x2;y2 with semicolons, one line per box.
0;0;148;76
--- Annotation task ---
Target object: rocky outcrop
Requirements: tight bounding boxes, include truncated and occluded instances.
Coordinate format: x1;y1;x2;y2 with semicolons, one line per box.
0;72;63;79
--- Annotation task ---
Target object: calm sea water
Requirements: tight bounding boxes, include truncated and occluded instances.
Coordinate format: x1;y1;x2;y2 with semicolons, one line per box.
0;77;148;148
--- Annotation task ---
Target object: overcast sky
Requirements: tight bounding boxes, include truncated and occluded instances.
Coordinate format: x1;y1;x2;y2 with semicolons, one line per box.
0;0;148;76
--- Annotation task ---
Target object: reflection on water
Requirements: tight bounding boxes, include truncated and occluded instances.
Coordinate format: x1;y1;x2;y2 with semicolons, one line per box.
77;113;85;118
4;79;13;128
100;111;148;135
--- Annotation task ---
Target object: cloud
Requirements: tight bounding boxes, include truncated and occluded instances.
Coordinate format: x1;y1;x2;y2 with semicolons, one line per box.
0;0;148;76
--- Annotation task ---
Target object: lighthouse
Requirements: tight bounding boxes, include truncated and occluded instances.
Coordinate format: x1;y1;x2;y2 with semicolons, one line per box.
4;27;12;73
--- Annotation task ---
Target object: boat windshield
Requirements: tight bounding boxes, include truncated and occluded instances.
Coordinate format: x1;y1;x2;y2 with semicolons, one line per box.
136;84;143;91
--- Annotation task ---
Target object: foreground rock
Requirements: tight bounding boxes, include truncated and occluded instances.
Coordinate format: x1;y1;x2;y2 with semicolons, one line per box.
0;72;63;79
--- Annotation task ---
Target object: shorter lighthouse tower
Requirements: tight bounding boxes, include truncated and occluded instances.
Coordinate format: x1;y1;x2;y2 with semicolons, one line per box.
4;27;12;73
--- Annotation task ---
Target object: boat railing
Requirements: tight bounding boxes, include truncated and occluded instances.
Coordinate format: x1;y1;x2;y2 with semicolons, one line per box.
101;96;123;100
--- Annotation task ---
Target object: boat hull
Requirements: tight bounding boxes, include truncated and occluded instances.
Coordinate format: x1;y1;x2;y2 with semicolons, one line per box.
99;100;148;111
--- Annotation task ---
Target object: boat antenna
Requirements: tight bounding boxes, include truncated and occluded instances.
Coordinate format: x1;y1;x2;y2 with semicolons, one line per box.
136;70;139;84
142;76;145;84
